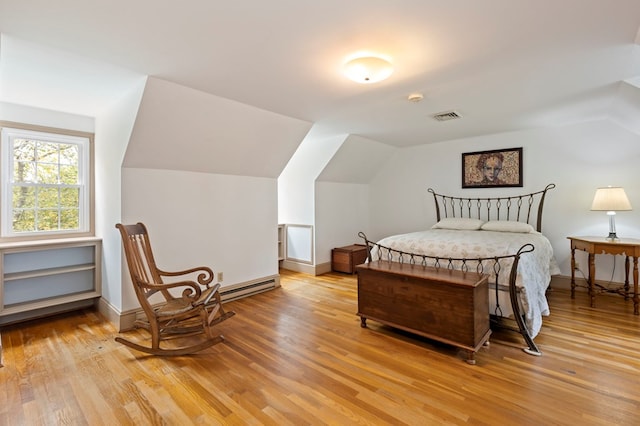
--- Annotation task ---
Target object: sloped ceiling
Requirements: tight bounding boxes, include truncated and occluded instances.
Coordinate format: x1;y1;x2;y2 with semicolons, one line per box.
0;34;144;117
1;1;639;146
123;77;312;177
612;79;640;135
317;135;396;184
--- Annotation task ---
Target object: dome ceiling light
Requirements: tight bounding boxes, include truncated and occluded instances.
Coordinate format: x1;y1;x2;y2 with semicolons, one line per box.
343;56;393;84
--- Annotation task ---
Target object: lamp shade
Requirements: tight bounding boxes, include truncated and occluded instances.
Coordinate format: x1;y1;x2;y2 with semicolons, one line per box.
343;56;393;84
590;187;632;211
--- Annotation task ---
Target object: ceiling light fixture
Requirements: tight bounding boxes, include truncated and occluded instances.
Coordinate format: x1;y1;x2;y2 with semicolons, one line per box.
343;56;393;84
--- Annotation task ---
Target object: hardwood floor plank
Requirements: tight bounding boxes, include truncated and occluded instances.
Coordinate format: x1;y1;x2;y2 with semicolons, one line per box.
1;270;639;425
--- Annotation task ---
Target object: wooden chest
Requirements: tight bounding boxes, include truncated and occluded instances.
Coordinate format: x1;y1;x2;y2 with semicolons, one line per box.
331;244;368;274
356;260;490;364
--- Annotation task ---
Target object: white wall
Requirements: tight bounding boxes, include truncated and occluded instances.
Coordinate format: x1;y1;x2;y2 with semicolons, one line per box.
315;182;369;264
368;119;640;283
278;130;347;264
0;101;94;132
94;79;146;311
121;168;277;311
278;131;347;225
312;135;394;267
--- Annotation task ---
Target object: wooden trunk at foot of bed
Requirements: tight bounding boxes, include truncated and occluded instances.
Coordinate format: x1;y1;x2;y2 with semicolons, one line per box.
356;260;491;364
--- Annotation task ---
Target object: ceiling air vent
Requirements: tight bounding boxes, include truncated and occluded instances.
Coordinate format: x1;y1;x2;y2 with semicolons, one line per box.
432;110;462;122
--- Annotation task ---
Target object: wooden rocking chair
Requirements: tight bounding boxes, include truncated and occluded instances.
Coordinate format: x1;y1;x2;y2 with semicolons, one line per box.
115;222;235;356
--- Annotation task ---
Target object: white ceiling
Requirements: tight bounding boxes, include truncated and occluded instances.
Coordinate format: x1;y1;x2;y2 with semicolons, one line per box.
1;0;639;147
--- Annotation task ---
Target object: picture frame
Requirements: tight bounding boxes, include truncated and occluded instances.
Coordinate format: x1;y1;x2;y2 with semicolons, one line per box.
462;147;522;188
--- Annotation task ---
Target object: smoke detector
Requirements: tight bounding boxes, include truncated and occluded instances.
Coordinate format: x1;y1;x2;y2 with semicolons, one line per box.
407;93;424;102
432;110;462;121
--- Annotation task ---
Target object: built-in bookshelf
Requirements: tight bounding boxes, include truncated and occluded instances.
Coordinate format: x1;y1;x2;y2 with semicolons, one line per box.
0;237;102;325
277;224;285;264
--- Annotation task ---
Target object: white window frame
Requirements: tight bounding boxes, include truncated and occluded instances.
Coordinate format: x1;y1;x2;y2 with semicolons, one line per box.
0;122;94;241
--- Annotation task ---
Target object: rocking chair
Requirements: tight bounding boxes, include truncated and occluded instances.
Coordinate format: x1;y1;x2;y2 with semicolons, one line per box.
115;222;235;356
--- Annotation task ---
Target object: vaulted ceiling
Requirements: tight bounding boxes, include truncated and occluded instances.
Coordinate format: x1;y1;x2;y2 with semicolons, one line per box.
1;0;639;150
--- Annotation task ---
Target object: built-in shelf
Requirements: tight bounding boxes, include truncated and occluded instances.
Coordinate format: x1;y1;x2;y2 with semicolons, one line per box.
0;237;102;325
278;224;286;263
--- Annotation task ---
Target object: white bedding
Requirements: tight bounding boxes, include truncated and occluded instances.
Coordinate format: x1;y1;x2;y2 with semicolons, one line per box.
373;229;560;338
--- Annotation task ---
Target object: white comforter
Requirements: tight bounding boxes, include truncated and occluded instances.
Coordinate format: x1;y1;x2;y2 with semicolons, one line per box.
374;229;560;338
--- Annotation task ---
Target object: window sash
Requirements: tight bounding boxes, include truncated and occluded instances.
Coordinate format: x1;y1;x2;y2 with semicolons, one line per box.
1;126;91;238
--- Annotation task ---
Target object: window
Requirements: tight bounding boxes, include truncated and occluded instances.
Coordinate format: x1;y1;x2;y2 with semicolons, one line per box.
1;124;93;240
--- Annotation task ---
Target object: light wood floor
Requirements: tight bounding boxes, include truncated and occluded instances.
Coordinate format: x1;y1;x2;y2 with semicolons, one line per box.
1;270;639;425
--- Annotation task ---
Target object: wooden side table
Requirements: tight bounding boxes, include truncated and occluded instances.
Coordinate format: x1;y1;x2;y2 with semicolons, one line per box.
332;244;368;274
568;236;640;315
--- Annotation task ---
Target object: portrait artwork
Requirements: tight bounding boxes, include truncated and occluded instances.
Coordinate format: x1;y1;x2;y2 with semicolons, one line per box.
462;147;523;188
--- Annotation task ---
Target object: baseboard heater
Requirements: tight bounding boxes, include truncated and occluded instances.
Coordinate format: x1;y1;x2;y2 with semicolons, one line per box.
220;278;278;303
128;277;279;327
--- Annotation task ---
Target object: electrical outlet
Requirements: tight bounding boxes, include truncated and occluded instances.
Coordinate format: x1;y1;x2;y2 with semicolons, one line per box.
574;262;580;270
217;271;223;282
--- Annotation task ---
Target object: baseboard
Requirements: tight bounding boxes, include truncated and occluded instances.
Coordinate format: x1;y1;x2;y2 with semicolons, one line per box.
280;259;331;276
97;297;137;332
550;275;573;291
548;274;627;293
281;259;316;275
315;261;332;275
0;298;97;326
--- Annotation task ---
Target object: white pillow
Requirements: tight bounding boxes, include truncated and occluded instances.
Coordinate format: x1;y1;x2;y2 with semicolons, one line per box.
480;220;535;233
432;218;485;230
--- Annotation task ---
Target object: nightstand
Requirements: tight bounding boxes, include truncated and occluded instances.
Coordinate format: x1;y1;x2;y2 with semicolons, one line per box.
332;244;368;274
568;236;640;315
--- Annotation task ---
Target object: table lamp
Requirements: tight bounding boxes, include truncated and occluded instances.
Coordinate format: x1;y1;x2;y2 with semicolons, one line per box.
590;186;632;240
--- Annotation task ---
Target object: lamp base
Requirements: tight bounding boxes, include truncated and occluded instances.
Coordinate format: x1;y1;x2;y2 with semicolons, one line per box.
607;214;619;241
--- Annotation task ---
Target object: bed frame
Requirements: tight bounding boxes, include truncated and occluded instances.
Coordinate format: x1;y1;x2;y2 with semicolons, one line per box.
428;183;556;233
359;183;556;356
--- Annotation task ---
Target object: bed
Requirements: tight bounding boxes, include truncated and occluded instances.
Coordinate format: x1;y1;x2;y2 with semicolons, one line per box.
359;183;559;356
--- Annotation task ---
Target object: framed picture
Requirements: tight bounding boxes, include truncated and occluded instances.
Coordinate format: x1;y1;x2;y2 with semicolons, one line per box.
462;147;522;188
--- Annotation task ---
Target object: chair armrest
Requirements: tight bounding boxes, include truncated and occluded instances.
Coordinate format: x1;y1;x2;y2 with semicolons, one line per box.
156;265;214;286
136;279;205;300
194;283;221;306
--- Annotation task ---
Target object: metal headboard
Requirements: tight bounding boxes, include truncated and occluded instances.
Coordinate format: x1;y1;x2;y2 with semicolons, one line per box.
427;183;556;233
